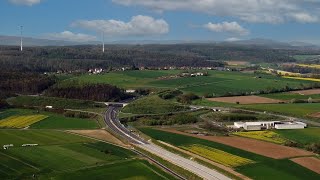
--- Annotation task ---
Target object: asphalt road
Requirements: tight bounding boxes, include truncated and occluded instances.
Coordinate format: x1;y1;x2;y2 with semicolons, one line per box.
104;105;231;180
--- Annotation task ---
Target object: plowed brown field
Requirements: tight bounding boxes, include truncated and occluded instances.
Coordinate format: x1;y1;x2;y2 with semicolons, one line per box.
291;157;320;174
67;130;127;146
291;89;320;95
160;129;314;159
207;95;284;104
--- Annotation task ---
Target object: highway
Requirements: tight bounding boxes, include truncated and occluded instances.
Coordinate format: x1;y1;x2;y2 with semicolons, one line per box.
104;105;231;180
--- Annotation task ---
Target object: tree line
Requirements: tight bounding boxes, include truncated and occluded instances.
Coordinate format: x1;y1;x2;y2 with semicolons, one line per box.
0;71;56;95
45;84;130;102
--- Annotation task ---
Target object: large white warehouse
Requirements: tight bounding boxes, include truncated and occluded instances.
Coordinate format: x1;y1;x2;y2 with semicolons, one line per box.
234;121;307;131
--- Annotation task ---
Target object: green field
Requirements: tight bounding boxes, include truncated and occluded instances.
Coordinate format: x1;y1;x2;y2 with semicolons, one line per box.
7;96;103;109
240;103;320;118
58;70;314;96
0;130;93;147
122;95;187;114
260;93;320;100
139;128;319;180
275;128;320;144
0;130;175;179
0;109;99;129
293;55;320;61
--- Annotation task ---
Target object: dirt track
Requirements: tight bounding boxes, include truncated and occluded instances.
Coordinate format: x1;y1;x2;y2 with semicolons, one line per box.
207;95;284;104
291;157;320;174
160;129;314;159
67;130;126;146
290;89;320;95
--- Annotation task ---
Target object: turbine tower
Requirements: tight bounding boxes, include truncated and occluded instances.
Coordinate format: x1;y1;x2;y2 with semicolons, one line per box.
20;26;23;51
102;32;105;53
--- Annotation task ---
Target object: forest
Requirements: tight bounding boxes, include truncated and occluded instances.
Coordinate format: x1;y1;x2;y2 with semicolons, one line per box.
1;44;317;73
0;71;56;95
45;84;130;102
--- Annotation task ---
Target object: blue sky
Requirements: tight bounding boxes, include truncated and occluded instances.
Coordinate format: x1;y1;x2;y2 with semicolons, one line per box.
1;0;320;44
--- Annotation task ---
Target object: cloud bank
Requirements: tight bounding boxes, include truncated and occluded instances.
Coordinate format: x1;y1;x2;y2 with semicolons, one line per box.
204;22;249;35
113;0;320;23
72;15;169;36
46;31;97;42
8;0;41;6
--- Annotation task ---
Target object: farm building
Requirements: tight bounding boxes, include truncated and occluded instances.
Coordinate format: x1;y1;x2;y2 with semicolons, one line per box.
234;121;307;131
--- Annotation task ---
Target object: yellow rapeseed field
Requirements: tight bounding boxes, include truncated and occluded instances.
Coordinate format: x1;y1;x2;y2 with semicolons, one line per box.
297;64;320;69
233;131;286;144
0;115;48;128
284;76;320;82
277;70;301;76
182;144;255;167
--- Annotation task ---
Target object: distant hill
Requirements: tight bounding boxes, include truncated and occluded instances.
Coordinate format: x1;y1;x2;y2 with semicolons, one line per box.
0;35;98;46
0;35;318;49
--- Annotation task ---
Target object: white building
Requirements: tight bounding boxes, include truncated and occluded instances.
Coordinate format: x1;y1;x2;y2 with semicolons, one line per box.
126;89;136;93
234;121;307;131
275;122;307;130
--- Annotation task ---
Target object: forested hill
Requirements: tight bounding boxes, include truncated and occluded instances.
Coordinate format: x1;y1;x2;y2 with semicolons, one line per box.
1;44;319;72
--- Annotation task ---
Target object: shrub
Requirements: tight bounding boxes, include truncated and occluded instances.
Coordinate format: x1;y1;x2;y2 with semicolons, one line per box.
177;93;199;104
305;143;320;154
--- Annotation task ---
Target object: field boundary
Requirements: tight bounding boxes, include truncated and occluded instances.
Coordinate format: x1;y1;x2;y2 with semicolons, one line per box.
0;151;40;170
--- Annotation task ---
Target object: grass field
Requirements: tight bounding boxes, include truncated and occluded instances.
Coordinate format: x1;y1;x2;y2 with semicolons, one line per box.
139;128;320;180
122;95;187;114
0;130;93;147
182;144;255;167
42;160;175;180
0;109;99;129
293;55;320;61
7;96;103;109
233;131;287;144
0;130;174;179
57;70;314;96
240;103;320;119
275;128;320;144
0;115;48;128
260;93;320;100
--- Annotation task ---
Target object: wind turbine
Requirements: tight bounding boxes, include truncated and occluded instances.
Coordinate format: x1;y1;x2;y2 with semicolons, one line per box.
102;32;105;53
20;26;23;51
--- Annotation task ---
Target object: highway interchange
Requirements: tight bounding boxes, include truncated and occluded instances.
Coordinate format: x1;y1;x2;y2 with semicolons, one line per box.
104;105;231;180
104;102;319;180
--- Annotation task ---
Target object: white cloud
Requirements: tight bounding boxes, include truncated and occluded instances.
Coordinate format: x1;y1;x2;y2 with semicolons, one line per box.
72;15;169;36
113;0;320;24
225;37;242;42
8;0;41;6
204;22;249;36
289;13;318;23
46;31;97;42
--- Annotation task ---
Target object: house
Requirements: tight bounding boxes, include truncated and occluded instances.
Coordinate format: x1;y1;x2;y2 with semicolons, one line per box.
3;144;13;150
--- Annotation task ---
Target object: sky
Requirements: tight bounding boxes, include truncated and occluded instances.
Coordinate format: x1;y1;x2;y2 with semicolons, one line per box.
1;0;320;44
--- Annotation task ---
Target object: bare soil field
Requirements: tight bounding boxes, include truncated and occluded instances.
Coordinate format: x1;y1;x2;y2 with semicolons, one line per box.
67;130;127;147
290;89;320;95
291;157;320;174
207;95;284;104
160;129;314;159
309;112;320;118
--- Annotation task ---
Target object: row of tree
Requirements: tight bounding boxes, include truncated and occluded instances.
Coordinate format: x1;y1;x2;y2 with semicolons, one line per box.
45;84;130;102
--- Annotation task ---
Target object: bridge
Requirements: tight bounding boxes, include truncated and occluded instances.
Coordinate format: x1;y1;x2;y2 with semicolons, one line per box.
104;102;129;107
